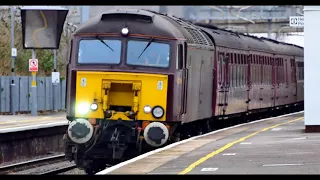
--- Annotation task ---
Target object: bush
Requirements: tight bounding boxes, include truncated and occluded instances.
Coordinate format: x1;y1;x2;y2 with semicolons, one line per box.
0;8;72;77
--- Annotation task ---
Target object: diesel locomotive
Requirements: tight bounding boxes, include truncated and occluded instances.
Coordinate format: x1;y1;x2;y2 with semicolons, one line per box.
63;8;304;174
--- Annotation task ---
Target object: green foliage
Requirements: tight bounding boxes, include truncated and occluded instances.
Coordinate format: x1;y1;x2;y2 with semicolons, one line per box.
0;9;71;77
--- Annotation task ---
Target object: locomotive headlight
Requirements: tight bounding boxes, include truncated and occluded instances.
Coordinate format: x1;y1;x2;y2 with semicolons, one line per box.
90;103;98;111
152;106;164;118
77;102;90;115
121;27;129;35
144;105;152;113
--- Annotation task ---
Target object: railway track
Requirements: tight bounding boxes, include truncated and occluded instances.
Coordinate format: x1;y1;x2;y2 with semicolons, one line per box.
0;154;72;175
38;164;77;175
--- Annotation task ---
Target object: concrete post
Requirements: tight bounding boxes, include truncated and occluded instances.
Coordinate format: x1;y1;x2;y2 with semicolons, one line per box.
304;6;320;132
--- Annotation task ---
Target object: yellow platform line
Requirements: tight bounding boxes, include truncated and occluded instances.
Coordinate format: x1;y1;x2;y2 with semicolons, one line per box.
0;116;67;125
178;116;304;174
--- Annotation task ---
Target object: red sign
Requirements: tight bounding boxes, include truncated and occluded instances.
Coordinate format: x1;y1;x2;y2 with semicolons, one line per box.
29;59;38;72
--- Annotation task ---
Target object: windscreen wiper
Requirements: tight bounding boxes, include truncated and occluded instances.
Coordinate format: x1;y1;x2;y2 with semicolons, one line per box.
138;37;154;59
95;36;114;52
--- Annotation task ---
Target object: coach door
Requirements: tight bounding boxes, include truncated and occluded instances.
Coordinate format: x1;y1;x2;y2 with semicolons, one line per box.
177;43;188;118
290;59;297;102
271;57;278;107
246;54;252;111
217;51;228;116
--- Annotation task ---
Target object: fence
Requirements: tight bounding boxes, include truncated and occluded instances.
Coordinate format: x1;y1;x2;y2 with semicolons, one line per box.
0;76;66;113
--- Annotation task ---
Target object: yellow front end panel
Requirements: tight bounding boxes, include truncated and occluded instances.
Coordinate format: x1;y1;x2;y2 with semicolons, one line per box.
75;71;168;121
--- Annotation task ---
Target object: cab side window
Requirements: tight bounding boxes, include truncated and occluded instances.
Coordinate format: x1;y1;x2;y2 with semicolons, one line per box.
176;44;183;70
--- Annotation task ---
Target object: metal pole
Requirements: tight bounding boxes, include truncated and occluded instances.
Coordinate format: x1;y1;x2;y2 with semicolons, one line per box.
53;49;58;112
31;49;37;116
10;7;16;115
81;6;90;24
268;19;271;38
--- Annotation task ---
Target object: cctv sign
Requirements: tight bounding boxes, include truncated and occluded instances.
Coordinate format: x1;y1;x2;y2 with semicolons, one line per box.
289;16;304;28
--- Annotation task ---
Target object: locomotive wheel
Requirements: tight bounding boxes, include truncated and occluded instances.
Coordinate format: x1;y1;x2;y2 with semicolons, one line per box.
84;161;107;175
206;118;215;132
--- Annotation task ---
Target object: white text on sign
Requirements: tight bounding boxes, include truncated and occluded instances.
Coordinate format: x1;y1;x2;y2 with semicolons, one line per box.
29;59;38;72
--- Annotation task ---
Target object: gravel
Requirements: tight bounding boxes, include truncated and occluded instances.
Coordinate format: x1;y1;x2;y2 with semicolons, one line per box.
59;167;86;175
11;161;77;175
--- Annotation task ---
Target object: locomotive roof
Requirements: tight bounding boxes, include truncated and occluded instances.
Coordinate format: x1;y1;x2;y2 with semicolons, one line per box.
194;23;248;50
74;8;185;39
74;8;303;57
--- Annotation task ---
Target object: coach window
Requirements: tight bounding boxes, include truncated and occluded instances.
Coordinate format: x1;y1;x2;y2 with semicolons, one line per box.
238;54;241;87
219;52;224;85
260;56;263;84
229;53;233;87
243;54;248;86
252;55;255;85
280;59;282;84
264;57;266;85
254;55;257;84
235;54;238;87
269;57;271;84
302;62;304;80
242;54;245;86
269;58;272;84
233;54;236;87
240;54;242;86
281;59;284;84
176;44;183;70
256;56;258;84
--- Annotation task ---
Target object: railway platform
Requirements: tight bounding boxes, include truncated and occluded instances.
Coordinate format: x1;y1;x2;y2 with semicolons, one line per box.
97;111;319;175
0;112;67;133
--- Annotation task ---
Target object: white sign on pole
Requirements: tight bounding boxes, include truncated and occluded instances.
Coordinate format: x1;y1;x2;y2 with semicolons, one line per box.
52;72;60;85
11;48;17;58
29;59;38;72
289;16;304;28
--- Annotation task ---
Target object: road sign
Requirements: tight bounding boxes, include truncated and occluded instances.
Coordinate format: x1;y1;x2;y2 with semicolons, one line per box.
52;72;60;85
29;59;38;72
289;16;304;28
11;48;17;58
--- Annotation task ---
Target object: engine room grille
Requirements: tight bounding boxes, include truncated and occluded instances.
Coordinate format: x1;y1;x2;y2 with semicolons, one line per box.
174;18;213;46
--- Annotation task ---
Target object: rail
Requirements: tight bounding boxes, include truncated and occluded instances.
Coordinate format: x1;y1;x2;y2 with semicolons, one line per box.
39;164;77;175
0;154;67;174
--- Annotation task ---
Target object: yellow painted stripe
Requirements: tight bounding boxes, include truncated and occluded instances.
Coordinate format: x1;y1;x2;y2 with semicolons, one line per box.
0;116;66;125
178;116;304;174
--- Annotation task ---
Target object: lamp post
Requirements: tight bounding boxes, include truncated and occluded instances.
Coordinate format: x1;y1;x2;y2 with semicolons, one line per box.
20;6;68;116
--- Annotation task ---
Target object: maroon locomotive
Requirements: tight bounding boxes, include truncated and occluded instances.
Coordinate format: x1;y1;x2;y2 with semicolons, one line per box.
63;8;304;174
